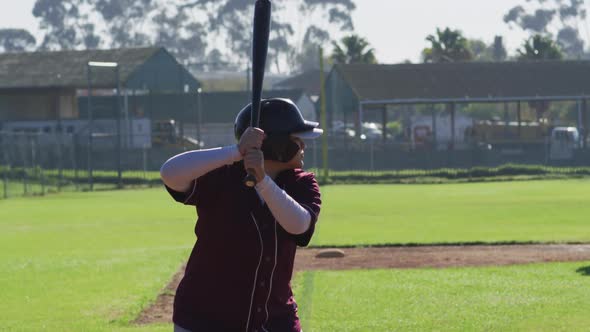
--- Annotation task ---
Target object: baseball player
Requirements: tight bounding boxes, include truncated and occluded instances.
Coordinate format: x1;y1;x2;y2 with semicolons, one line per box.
160;98;322;332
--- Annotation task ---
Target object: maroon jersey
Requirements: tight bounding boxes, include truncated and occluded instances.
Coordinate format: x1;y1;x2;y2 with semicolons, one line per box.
165;162;321;332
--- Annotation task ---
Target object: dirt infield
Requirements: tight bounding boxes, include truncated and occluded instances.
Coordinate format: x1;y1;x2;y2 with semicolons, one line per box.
134;244;590;325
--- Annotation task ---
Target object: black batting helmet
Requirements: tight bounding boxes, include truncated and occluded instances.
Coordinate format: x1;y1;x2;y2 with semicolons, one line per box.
234;98;322;162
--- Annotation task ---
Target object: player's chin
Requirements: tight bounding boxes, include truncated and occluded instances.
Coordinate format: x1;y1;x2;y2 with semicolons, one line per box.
287;157;304;169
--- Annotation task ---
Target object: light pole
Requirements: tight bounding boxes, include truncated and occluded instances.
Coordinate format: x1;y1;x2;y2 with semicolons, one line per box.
87;61;121;190
86;63;93;191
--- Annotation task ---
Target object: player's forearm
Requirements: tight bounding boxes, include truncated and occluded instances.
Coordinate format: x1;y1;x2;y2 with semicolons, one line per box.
160;145;242;192
255;176;311;235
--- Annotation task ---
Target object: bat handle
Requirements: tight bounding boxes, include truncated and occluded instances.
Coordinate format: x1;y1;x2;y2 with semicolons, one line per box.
244;169;258;187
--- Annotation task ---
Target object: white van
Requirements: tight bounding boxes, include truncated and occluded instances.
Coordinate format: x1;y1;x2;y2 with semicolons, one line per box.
549;127;580;160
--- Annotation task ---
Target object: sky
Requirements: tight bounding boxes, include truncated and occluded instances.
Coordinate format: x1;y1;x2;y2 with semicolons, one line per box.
0;0;561;64
354;0;531;62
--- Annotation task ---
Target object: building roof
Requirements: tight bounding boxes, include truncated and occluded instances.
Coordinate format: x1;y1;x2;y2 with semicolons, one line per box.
274;69;328;96
334;61;590;104
0;47;198;90
76;89;308;122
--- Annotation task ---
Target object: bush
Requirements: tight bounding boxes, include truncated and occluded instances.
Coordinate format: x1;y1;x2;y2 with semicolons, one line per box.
314;164;590;185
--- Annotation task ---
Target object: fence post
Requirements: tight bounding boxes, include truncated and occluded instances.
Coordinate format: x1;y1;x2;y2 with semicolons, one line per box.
73;133;79;191
143;144;148;186
545;136;550;165
22;134;28;196
40;165;45;195
37;136;45;195
4;132;14;199
31;134;39;195
2;165;7;199
57;128;63;191
1;135;7;199
369;139;375;172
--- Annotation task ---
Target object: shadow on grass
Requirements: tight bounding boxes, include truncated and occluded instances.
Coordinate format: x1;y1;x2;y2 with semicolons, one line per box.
576;266;590;276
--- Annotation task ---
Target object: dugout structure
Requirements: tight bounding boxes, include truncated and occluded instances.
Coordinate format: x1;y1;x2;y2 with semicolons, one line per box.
327;61;590;148
0;47;200;194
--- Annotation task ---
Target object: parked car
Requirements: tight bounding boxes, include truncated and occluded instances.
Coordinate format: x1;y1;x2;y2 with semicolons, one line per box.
549;126;579;160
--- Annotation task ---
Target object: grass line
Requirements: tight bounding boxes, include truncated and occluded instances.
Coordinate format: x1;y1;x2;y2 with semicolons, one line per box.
293;261;590;331
2;181;589;330
297;271;316;332
307;240;590;249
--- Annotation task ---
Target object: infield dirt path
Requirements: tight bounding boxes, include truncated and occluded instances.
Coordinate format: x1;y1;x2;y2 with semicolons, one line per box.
134;244;590;325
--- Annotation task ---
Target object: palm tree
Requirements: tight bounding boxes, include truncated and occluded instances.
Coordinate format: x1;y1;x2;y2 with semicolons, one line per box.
517;35;563;60
518;35;563;120
422;27;473;63
331;34;377;64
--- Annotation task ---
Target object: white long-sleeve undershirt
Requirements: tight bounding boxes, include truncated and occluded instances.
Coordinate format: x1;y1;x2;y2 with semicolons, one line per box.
160;145;242;192
160;146;311;235
255;175;311;235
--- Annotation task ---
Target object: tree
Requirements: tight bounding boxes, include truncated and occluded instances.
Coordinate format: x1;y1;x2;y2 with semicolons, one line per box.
517;35;563;120
331;34;377;64
187;0;356;72
290;0;356;72
31;0;357;73
0;29;36;52
467;39;491;61
32;0;207;64
504;0;586;58
152;7;207;65
492;36;508;61
33;0;100;50
290;26;331;72
466;36;507;62
517;35;563;60
94;0;155;48
422;27;473;63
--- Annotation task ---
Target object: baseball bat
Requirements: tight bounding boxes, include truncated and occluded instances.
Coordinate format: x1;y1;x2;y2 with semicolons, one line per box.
244;0;271;187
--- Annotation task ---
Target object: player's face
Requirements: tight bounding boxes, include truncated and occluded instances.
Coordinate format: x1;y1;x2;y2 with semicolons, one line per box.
286;137;305;169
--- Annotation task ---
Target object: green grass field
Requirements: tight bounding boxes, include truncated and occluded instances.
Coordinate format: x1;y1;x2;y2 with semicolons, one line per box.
314;179;590;246
293;262;590;331
1;179;589;331
0;189;193;332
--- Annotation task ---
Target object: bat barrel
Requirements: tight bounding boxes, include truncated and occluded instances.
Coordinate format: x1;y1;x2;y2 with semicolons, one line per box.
244;0;271;188
250;0;271;128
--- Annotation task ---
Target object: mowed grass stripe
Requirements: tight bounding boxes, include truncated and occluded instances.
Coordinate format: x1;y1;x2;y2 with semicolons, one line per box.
1;179;589;330
312;179;590;246
293;261;590;332
0;189;195;331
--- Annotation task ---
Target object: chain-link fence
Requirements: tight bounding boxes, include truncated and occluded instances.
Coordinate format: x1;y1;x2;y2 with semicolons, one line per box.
304;136;590;171
2;126;590;199
0;131;171;199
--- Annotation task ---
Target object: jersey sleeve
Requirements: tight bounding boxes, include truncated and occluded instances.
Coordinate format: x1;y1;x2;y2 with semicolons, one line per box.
165;180;198;205
289;173;322;247
164;166;227;206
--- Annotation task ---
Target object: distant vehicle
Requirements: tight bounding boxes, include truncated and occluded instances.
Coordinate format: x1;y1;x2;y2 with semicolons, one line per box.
331;121;355;138
468;120;550;147
331;121;388;141
549;127;579;160
360;122;383;140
